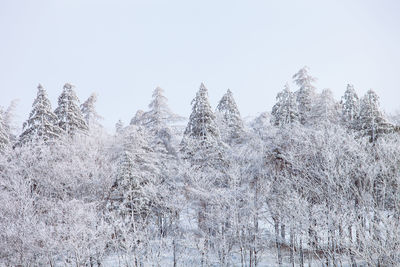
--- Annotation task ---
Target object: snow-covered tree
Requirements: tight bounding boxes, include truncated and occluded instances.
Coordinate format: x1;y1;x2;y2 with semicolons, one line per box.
215;89;244;144
109;150;150;218
54;83;88;136
181;83;224;167
250;111;271;135
341;84;360;126
141;87;182;130
293;66;316;124
19;84;61;144
140;87;184;156
309;88;340;125
356;89;393;142
115;119;124;134
271;84;298;127
80;93;102;129
0;100;18;143
0;110;9;151
130;110;145;125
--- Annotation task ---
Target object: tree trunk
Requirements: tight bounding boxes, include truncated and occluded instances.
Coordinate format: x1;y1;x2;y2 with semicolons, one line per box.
274;218;283;266
299;236;304;267
290;227;295;267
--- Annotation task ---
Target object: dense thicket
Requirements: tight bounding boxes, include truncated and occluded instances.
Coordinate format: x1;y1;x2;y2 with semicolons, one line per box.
1;68;400;266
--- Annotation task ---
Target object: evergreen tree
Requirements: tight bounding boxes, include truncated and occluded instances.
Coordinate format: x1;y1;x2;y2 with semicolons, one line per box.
183;83;220;145
141;87;183;155
19;84;61;144
251;111;271;134
130;110;145;126
54;83;88;136
341;84;360;126
182;83;224;166
115;119;124;134
109;150;151;219
215;89;244;144
80;93;102;129
0;109;9;151
293;66;316;124
356;89;393;142
271;84;299;127
141;87;181;130
310;88;340;125
1;100;17;142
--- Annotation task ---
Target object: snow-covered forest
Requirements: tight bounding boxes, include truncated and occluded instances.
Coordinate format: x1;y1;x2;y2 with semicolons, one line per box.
1;66;400;266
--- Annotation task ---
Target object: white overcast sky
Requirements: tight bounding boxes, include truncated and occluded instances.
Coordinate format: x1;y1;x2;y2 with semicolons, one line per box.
1;0;400;131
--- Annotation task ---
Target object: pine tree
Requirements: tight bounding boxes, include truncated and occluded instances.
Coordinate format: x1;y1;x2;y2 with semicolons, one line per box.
293;66;316;124
54;83;88;136
19;84;61;144
1;100;17;143
310;88;340;125
0;109;9;151
130;110;145;126
341;84;360;126
115;119;124;134
140;87;183;155
141;87;182;130
110;150;151;218
271;84;299;127
183;83;220;145
110;125;163;223
80;93;102;129
356;89;393;142
182;83;224;167
215;89;244;144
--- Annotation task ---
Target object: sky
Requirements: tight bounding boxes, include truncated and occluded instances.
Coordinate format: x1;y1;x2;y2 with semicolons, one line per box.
1;0;400;131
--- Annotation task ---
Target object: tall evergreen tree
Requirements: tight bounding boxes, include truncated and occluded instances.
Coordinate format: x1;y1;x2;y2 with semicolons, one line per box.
310;88;340;125
80;93;102;129
141;87;181;130
293;66;316;124
19;84;61;143
356;89;393;142
183;83;220;144
54;83;88;136
0;110;9;151
140;87;183;155
341;84;360;126
182;83;224;166
109;150;151;219
115;119;124;134
1;100;17;142
215;89;244;144
271;84;299;127
130;110;145;126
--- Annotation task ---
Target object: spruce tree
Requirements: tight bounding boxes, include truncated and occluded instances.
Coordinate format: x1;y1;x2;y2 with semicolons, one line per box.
54;83;88;136
341;84;360;126
215;89;244;144
141;87;181;130
293;66;316;124
115;119;124;134
80;93;102;129
19;84;61;144
130;110;145;126
141;87;183;154
310;88;340;125
271;84;299;127
182;83;224;167
110;150;151;219
356;89;393;142
0;110;9;151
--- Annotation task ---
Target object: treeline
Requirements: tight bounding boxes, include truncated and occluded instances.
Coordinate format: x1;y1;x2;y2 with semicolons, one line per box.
0;67;399;266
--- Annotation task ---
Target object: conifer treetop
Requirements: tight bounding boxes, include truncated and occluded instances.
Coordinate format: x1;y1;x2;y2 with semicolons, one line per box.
19;84;61;144
54;83;88;136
